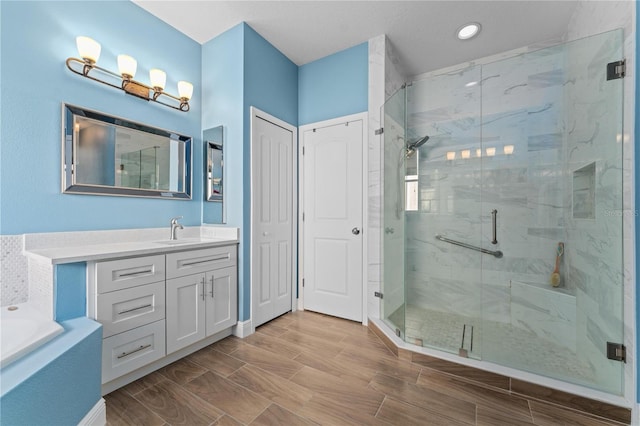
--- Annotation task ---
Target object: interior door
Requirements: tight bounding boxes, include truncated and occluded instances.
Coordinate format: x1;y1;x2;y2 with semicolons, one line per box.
302;118;363;322
251;112;295;328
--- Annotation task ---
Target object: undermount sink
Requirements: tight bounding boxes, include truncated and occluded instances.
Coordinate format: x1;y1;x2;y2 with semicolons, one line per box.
155;238;202;245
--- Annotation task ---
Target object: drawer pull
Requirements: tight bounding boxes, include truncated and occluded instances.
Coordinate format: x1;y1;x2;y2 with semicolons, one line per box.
201;277;206;301
181;255;229;267
210;275;215;298
118;304;153;315
118;269;153;278
117;344;152;359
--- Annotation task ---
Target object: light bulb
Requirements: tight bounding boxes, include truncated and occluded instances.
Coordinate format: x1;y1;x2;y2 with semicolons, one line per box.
117;55;137;79
76;36;101;63
149;69;166;90
178;81;194;100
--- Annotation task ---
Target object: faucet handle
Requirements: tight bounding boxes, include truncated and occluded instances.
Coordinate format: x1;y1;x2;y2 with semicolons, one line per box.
170;216;183;224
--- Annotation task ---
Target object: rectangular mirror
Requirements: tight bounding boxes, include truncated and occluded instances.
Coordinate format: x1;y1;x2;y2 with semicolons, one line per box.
62;104;192;199
205;126;224;202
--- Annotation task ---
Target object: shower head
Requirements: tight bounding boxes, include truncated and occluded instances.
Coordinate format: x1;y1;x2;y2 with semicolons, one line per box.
406;135;430;157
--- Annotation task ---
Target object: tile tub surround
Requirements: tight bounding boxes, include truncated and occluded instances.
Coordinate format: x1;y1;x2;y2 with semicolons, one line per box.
369;318;632;425
0;235;28;306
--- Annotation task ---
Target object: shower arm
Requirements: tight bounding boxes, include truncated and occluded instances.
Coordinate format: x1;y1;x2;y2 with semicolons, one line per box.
435;234;503;259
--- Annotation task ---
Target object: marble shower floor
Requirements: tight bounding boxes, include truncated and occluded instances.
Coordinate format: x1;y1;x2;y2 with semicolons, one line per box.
389;304;595;386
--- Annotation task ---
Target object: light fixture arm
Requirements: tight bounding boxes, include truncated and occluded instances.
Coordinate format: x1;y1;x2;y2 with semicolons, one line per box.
66;57;190;112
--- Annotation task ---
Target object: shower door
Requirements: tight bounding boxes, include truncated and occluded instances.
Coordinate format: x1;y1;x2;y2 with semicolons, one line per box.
479;29;625;395
381;86;407;336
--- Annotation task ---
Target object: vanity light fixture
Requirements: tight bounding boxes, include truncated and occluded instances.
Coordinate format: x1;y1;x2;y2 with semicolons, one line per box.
457;23;481;40
66;36;193;112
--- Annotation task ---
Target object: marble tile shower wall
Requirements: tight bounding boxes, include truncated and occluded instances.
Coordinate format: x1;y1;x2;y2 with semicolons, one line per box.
405;46;569;327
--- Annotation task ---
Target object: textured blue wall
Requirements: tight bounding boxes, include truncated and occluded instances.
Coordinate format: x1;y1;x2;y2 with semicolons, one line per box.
0;1;202;235
298;42;368;125
0;318;102;426
201;25;244;225
55;263;86;322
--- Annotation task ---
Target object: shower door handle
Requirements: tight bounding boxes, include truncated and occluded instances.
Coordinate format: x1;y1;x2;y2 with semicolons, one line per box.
352;227;361;235
491;209;498;245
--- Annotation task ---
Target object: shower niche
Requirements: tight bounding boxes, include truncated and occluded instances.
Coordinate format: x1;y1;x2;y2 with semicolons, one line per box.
381;29;625;396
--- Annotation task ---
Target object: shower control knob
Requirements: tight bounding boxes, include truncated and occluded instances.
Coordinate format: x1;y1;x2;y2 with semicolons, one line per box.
352;227;361;235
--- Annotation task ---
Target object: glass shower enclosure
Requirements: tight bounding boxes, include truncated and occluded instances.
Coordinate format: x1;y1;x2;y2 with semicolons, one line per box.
381;29;625;395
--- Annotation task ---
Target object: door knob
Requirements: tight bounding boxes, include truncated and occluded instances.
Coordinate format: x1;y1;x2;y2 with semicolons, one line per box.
352;227;361;235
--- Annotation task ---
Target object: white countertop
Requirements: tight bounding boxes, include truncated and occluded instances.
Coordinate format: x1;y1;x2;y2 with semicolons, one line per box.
24;229;239;265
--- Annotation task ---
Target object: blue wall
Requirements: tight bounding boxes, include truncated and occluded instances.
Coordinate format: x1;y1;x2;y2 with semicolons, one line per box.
298;42;368;125
1;318;102;426
0;1;202;235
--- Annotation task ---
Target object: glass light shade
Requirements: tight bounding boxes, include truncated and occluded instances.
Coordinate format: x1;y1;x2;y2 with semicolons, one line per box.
476;148;482;158
446;151;456;160
461;149;471;159
486;147;496;157
503;145;515;155
178;81;194;100
76;36;101;63
149;69;166;90
117;55;137;78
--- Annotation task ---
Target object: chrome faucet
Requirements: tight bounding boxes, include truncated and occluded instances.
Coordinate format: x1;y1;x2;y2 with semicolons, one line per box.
170;216;184;240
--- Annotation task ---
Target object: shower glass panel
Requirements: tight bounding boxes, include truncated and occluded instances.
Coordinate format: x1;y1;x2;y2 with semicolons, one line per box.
405;67;483;356
479;29;625;395
381;85;407;337
381;29;624;395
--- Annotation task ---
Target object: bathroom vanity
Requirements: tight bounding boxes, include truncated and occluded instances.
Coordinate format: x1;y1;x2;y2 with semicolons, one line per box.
24;228;239;395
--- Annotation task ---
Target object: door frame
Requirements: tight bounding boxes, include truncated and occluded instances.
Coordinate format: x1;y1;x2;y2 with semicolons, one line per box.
249;106;298;333
298;112;369;324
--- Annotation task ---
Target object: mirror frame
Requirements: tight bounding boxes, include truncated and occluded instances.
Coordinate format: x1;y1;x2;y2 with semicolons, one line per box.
204;126;224;203
61;103;192;200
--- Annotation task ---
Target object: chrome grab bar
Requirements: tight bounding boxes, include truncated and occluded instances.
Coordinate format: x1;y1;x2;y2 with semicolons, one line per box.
435;234;503;258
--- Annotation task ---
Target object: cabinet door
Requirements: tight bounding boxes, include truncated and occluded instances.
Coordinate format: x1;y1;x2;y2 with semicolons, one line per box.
166;274;206;354
205;266;238;337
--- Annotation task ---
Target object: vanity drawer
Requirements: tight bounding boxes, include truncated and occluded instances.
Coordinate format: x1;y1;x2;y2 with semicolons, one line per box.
96;255;165;293
102;319;166;383
97;281;165;338
166;245;237;279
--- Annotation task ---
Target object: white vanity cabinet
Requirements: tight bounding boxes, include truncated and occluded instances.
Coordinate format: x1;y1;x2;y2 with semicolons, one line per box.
87;243;238;392
166;247;237;354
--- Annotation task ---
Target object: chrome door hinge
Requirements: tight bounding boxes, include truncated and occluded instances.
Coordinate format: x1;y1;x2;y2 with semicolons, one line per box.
302;146;305;155
607;60;626;80
375;128;384;135
606;342;626;362
302;212;305;221
374;291;383;299
302;278;305;287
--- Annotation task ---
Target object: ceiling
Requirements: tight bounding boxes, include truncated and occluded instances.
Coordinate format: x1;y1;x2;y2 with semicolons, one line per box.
133;0;579;77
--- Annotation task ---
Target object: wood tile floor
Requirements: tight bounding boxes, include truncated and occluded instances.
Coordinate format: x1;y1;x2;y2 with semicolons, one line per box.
105;310;624;426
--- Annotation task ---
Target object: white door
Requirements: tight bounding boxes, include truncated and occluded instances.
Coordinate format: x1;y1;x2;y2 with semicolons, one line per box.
302;118;364;322
251;109;296;328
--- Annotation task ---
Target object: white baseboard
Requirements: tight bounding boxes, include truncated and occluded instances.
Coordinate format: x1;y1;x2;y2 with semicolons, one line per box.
78;398;106;426
232;319;253;338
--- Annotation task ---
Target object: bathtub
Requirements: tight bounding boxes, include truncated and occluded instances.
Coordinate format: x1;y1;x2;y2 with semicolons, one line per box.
1;302;64;368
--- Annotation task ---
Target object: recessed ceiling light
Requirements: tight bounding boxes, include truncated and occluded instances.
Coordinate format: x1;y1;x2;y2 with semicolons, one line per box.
457;23;481;40
465;81;478;87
